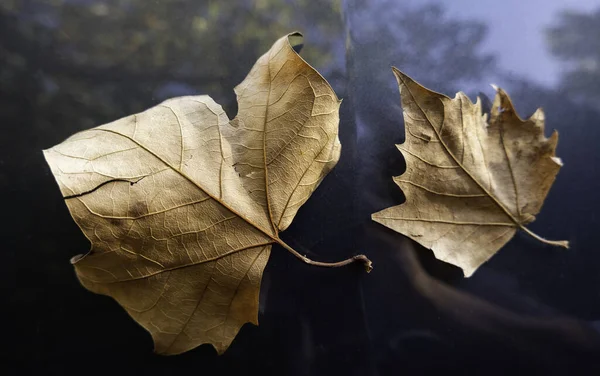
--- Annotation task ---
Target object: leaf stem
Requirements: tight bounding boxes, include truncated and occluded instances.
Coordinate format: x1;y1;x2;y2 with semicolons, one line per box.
276;239;373;272
520;226;569;248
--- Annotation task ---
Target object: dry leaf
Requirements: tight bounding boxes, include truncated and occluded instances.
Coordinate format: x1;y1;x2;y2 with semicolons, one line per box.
372;68;568;277
44;33;370;355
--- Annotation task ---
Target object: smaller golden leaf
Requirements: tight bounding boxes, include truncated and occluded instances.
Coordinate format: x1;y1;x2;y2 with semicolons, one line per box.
372;68;568;277
43;33;352;355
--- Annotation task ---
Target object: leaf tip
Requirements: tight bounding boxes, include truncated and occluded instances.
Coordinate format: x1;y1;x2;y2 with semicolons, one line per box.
287;31;304;53
391;66;407;84
455;91;473;104
42;147;54;166
462;267;476;278
550;156;563;167
70;254;85;264
530;107;545;123
490;86;524;123
214;344;228;356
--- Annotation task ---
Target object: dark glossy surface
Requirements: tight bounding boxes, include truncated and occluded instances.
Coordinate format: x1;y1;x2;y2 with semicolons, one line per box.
5;0;600;374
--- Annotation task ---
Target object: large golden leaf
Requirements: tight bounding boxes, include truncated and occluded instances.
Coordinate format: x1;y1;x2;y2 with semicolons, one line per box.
44;33;368;355
372;68;568;277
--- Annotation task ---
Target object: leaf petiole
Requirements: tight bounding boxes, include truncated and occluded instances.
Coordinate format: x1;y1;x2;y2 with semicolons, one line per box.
520;226;569;248
276;239;373;272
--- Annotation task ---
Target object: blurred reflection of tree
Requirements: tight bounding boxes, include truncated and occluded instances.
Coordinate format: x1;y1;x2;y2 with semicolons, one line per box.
546;7;600;108
342;3;600;373
497;7;600;317
343;1;497;216
0;0;343;143
345;1;496;97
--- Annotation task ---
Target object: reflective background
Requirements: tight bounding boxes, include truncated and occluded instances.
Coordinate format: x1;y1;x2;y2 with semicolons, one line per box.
4;0;600;374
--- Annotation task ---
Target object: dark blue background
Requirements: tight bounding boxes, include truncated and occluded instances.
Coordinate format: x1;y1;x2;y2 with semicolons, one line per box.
5;1;600;374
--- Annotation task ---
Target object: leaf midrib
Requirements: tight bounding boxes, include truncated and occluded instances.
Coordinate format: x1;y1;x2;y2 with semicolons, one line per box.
261;43;279;236
87;128;280;271
397;73;522;230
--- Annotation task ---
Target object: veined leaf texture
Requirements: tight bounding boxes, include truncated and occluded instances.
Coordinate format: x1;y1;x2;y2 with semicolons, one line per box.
43;33;366;355
373;68;568;277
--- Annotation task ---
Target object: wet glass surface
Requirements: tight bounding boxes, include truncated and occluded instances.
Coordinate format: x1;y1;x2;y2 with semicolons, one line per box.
5;0;600;374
